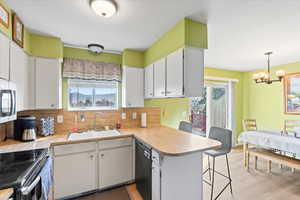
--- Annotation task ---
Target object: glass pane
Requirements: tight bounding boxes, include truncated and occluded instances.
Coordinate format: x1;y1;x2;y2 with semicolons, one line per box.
69;87;93;108
94;87;117;109
190;87;207;134
211;87;227;128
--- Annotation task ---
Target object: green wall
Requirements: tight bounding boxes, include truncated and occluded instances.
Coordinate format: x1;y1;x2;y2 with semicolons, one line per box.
243;62;300;130
29;34;63;58
145;67;244;136
122;49;144;67
64;47;122;64
144;18;207;66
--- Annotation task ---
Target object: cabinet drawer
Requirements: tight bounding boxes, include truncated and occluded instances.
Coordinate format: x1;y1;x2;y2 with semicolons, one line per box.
54;142;96;156
99;137;132;150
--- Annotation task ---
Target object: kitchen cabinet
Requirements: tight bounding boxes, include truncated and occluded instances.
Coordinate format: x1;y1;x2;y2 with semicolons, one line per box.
166;48;183;97
35;57;62;109
122;66;144;107
144;64;154;98
53;142;97;199
154;58;166;97
145;46;204;99
99;146;133;188
10;42;29;111
0;32;10;80
151;149;203;200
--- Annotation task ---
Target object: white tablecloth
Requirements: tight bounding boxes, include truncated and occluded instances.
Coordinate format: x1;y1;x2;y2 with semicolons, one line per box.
239;130;300;155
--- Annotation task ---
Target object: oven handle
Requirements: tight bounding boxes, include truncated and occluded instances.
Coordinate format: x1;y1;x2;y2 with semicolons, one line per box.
21;176;41;195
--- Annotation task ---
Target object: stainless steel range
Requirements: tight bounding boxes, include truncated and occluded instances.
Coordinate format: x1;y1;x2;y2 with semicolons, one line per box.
0;149;49;200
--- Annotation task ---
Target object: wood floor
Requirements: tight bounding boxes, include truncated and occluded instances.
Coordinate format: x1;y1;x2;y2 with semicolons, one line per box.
75;150;300;200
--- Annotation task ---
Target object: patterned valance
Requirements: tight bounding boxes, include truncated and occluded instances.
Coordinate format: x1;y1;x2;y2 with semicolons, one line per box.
63;58;121;81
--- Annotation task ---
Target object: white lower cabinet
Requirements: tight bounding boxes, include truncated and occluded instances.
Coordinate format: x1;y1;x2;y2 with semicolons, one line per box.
53;151;97;199
53;138;134;199
99;146;133;189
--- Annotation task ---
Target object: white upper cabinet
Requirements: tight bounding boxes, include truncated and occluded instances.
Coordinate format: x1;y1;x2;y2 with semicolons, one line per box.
0;32;10;80
154;58;166;97
166;48;184;97
122;66;144;108
144;64;154;98
10;42;28;111
145;46;204;99
35;57;62;109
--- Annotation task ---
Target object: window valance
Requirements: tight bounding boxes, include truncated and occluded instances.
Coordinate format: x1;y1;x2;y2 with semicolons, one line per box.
63;58;121;81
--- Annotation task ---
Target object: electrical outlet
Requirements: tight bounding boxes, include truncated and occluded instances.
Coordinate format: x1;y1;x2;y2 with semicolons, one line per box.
121;112;126;120
57;115;64;123
132;112;137;119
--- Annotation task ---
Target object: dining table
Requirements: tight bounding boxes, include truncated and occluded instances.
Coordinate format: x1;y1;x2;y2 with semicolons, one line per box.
239;130;300;166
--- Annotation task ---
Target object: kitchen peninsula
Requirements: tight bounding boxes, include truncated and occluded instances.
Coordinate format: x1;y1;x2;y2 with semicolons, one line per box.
0;126;221;200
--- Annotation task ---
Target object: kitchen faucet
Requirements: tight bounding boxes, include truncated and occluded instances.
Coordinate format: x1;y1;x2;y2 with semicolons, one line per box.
93;112;102;130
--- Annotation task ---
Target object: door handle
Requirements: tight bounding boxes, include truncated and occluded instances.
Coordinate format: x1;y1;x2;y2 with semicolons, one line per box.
21;176;41;195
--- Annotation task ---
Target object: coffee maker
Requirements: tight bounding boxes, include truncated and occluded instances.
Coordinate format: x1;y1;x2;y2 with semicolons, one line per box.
14;116;37;142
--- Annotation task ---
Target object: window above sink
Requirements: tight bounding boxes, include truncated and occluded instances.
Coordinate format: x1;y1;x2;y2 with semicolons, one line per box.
68;79;119;111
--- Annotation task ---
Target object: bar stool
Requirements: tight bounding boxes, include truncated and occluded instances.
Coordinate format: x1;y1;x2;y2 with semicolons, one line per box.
178;121;193;133
203;127;233;200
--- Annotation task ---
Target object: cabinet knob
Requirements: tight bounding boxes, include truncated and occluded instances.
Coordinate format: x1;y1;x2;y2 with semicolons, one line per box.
161;91;165;94
50;104;54;108
166;91;172;94
101;154;104;158
90;155;94;159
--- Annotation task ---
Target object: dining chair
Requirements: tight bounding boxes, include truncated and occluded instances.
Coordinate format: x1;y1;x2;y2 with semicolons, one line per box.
178;121;193;133
242;119;257;131
203;127;233;200
283;120;300;172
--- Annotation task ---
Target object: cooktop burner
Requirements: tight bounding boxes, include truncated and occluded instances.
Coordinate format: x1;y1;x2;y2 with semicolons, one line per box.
0;148;48;189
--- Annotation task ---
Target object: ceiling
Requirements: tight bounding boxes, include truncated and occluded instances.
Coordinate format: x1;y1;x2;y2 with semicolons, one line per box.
6;0;300;71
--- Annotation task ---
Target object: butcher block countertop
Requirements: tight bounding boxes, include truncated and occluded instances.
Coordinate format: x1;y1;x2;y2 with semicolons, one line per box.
0;188;13;200
0;126;221;156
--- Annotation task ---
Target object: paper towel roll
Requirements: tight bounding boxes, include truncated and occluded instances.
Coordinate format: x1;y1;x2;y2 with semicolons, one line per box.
141;113;147;128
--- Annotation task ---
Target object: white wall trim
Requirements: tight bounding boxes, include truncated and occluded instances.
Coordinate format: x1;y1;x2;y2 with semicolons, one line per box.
205;76;239;82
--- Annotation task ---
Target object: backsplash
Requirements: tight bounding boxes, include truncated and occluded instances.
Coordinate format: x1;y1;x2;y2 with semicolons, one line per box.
17;107;161;135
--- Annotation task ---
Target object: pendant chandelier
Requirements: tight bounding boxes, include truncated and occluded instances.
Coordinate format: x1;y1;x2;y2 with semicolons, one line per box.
252;52;285;84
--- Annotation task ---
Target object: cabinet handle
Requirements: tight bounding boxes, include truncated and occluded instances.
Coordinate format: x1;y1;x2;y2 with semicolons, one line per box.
166;91;172;94
101;154;104;158
161;91;165;95
90;155;94;159
50;104;54;108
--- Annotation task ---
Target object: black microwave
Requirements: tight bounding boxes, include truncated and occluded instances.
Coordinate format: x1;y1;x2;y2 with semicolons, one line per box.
0;80;16;123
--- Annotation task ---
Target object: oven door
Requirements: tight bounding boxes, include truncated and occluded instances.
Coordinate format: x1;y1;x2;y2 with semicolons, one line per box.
0;90;13;117
20;176;42;200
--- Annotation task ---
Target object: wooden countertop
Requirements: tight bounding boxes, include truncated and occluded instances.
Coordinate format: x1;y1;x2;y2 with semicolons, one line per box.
0;126;221;156
0;188;13;200
121;127;221;155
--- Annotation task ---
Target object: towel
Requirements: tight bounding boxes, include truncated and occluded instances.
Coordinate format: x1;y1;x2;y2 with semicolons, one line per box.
39;156;52;200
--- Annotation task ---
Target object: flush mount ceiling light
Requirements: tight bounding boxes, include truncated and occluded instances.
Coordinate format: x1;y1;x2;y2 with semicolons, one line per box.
88;43;104;54
90;0;117;18
252;52;285;84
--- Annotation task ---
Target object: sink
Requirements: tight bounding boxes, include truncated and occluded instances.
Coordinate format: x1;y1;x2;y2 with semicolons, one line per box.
68;130;121;141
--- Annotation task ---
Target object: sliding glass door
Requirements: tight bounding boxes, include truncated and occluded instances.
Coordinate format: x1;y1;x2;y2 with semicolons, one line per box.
190;82;229;136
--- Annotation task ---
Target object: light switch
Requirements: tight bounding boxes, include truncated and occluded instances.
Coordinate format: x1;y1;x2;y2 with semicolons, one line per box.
132;112;137;119
121;112;126;120
57;115;64;123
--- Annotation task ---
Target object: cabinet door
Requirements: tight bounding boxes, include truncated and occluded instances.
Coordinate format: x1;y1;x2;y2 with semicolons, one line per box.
54;151;97;199
99;146;133;189
144;64;154;98
154;58;166;97
0;33;9;80
122;66;144;107
166;48;183;97
10;42;27;111
35;57;62;109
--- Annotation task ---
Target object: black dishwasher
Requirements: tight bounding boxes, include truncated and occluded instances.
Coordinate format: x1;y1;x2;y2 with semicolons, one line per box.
135;140;152;200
